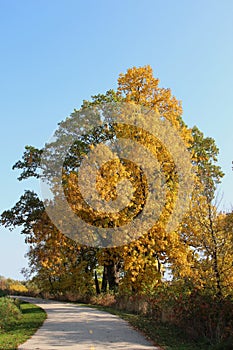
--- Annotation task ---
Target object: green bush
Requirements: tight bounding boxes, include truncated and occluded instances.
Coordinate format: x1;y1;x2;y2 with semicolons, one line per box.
0;297;22;330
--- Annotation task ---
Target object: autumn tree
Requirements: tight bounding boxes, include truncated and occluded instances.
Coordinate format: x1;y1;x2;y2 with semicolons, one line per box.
178;126;233;298
1;191;97;295
1;65;227;298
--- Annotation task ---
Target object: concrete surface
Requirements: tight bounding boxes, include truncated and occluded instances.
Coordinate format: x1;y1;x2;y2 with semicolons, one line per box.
17;297;161;350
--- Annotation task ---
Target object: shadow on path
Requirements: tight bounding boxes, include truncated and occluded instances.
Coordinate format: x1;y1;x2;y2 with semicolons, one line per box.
16;296;161;350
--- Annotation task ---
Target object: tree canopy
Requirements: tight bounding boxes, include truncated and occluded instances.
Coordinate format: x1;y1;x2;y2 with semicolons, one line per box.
1;65;232;299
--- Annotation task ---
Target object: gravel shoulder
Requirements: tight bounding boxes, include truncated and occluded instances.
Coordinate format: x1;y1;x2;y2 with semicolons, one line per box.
17;296;160;350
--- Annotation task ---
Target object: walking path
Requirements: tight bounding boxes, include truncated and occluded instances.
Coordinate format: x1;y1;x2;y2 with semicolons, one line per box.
17;297;160;350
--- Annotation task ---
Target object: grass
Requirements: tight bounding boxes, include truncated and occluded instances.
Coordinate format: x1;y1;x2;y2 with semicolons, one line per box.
0;300;46;350
81;303;211;350
0;297;228;350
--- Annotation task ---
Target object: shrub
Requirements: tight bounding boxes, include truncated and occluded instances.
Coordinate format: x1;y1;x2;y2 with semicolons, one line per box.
171;291;233;344
0;297;22;330
90;293;116;307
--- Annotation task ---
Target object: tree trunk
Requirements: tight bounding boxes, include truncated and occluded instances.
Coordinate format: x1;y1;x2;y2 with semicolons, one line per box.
107;261;120;292
212;248;222;298
94;270;101;294
208;204;222;298
101;262;120;292
101;265;108;293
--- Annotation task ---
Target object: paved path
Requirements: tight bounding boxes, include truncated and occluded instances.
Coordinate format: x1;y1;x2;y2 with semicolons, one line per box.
17;297;160;350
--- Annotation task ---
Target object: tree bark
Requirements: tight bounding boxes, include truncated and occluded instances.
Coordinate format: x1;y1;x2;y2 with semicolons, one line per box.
101;262;120;292
94;270;101;294
107;261;120;292
101;265;108;293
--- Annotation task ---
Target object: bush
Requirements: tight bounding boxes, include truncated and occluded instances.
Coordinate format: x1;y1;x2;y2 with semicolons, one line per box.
98;286;233;347
90;293;116;307
171;291;233;344
0;297;22;330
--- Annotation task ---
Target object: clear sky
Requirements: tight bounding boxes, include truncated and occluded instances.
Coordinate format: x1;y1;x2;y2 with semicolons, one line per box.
0;0;233;280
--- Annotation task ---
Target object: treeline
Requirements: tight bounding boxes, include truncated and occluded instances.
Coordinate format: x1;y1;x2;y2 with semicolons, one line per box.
0;276;36;296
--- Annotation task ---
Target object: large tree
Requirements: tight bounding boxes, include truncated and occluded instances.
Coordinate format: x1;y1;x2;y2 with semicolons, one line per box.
1;65;227;297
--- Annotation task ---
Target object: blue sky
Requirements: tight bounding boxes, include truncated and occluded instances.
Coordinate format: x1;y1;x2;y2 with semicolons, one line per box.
1;0;233;280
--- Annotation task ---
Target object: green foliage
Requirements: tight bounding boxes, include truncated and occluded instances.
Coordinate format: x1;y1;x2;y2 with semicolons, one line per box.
12;145;43;181
0;298;22;330
1;190;44;235
0;301;46;350
191;126;224;200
